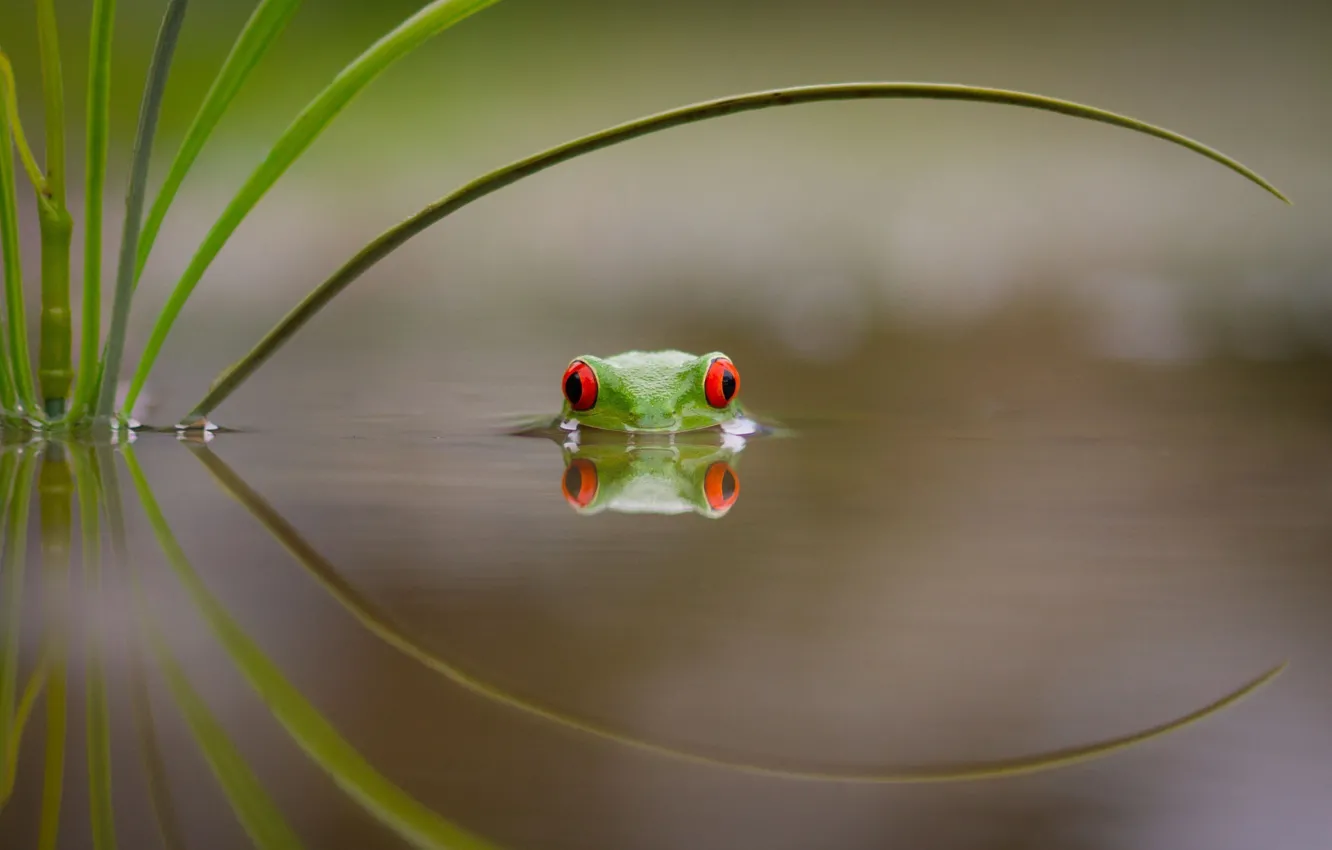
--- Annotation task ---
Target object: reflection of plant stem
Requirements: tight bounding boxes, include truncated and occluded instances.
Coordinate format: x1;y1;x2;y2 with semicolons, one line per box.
37;449;72;849
0;447;35;801
94;445;187;850
0;654;49;807
122;444;502;850
71;446;116;848
188;443;1288;783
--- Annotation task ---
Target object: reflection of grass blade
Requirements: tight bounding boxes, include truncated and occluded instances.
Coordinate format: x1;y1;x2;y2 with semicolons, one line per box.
95;445;187;850
189;443;1287;782
136;0;303;281
122;445;503;850
0;655;48;807
122;0;501;416
71;447;116;848
148;629;304;849
37;450;72;850
95;0;189;421
185;83;1288;419
0;448;36;798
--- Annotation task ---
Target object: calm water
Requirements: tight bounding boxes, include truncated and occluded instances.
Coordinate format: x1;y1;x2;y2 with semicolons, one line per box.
2;327;1329;850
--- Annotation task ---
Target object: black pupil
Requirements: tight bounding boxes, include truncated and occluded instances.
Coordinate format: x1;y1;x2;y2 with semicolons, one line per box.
564;464;583;495
721;470;736;501
564;372;582;404
721;369;736;400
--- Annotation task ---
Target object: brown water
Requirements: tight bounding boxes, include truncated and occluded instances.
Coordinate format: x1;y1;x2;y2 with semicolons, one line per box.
3;318;1329;850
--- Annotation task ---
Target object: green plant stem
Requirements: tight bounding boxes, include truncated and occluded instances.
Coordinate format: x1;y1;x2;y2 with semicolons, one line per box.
187;443;1287;782
136;0;303;283
71;447;116;849
0;58;39;416
35;0;71;419
122;0;501;417
68;0;118;424
123;444;503;850
182;82;1289;420
37;447;71;850
96;0;189;421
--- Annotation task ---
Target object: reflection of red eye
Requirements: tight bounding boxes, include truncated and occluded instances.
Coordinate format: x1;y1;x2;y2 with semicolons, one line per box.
562;360;598;411
704;358;739;408
703;462;740;511
562;458;599;508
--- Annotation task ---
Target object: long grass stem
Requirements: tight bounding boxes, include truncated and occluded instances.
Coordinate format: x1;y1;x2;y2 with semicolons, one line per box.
68;0;119;423
36;448;72;850
0;56;40;416
96;0;189;420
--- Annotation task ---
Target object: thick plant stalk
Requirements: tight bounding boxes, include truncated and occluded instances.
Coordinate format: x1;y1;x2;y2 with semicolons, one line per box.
122;0;501;417
135;0;303;283
0;55;40;416
67;0;118;423
96;0;189;420
35;0;73;419
182;82;1289;421
37;448;71;850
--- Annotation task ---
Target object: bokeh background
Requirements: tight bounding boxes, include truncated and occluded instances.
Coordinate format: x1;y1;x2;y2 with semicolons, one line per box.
1;1;1330;848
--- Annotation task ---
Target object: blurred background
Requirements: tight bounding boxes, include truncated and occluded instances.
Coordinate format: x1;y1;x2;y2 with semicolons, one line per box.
1;0;1329;848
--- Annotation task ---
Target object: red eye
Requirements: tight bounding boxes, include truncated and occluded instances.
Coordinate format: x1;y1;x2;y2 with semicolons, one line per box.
704;358;739;408
562;458;599;508
562;360;598;411
703;462;740;512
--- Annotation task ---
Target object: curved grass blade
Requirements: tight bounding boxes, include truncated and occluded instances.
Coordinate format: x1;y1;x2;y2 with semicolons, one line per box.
0;53;47;193
183;82;1289;421
70;447;116;849
94;444;187;850
68;0;118;423
96;0;189;420
188;443;1287;782
37;449;72;850
147;629;305;849
121;445;504;850
121;0;502;416
135;0;303;283
0;56;39;415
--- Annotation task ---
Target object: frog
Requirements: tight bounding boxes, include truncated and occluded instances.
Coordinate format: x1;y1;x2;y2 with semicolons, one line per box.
556;350;761;435
559;439;742;518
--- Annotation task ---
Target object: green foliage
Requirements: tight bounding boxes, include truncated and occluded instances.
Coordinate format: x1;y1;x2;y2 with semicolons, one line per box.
135;0;304;282
121;0;501;416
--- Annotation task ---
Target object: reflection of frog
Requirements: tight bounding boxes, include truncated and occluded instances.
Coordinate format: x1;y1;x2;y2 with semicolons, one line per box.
560;437;743;518
558;351;761;435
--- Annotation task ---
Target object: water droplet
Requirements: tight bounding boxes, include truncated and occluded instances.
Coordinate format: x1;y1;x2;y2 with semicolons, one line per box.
175;417;218;433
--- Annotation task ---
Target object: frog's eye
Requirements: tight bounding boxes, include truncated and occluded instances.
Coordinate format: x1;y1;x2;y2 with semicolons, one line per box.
703;462;740;512
704;357;740;408
562;360;598;411
562;458;599;508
